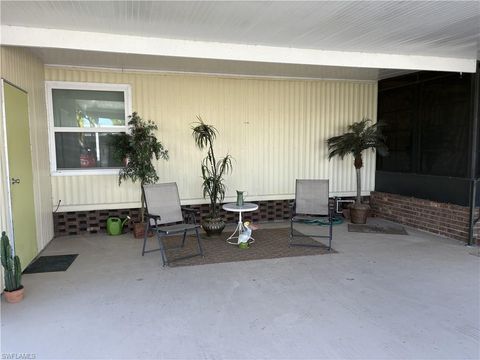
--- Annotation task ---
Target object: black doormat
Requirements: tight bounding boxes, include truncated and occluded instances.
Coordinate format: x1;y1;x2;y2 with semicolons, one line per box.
348;224;408;235
23;254;78;274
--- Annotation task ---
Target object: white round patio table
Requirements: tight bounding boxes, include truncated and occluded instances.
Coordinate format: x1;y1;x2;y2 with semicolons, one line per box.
222;202;259;244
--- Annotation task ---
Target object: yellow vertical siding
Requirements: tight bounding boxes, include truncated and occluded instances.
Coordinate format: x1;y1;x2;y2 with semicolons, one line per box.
45;66;377;211
0;46;54;250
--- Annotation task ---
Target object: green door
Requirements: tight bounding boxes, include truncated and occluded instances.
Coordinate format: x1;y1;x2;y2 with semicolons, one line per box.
3;81;37;268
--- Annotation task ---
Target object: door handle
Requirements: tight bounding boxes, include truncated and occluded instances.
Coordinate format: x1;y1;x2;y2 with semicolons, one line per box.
11;178;20;185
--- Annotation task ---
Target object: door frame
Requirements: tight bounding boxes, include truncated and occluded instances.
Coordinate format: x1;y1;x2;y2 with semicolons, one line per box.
1;78;29;253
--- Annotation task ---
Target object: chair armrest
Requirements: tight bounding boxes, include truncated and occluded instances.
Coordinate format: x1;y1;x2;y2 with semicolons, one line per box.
290;200;296;217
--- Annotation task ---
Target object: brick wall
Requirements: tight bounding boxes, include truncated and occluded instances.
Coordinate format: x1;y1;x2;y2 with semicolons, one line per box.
53;199;293;237
370;191;479;242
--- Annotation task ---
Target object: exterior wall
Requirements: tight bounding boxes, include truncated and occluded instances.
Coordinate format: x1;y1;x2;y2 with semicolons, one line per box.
0;46;54;251
45;66;377;211
371;191;479;242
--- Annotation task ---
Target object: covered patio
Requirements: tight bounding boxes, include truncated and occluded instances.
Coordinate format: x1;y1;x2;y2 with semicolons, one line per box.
1;2;480;359
2;220;478;359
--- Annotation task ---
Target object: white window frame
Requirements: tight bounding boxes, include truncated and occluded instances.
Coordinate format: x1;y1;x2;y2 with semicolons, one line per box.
46;81;132;176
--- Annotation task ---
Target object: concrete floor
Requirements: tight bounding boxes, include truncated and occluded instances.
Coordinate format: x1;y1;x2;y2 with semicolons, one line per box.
1;219;479;359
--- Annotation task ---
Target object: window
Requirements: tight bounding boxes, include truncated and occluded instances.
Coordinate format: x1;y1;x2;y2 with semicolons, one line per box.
46;82;131;175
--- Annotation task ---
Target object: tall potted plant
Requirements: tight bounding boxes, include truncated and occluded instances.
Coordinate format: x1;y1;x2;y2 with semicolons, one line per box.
192;117;233;236
110;112;169;237
1;231;24;303
327;118;388;224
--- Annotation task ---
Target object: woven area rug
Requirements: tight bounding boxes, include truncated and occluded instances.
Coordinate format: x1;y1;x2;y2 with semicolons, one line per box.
156;228;335;267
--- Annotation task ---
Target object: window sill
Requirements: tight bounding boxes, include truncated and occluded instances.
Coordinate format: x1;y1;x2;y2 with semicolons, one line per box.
52;169;121;176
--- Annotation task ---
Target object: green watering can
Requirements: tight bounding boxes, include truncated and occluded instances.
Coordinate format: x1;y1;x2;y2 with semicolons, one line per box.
106;216;130;236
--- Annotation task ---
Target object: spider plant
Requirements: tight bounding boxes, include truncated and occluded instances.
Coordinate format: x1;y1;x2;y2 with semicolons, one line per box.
327;118;388;206
192;116;233;218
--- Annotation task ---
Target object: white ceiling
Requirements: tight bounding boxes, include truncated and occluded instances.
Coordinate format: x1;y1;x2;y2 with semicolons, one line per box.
2;1;479;58
1;1;479;80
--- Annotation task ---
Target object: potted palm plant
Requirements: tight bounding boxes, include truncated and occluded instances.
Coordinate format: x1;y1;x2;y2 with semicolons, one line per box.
327;118;388;224
192;117;233;236
110;112;169;237
1;231;24;303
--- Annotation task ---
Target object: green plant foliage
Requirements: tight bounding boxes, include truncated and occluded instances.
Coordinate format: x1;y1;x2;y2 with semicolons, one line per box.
1;231;22;292
192;116;233;218
327;118;388;204
110;112;169;222
327;118;388;164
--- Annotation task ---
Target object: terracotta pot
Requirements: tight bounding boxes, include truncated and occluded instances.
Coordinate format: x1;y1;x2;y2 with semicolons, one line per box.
350;204;370;224
202;217;225;236
4;286;24;303
133;222;154;239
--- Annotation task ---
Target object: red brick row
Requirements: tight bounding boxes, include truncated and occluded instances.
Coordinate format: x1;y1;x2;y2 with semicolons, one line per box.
371;191;475;242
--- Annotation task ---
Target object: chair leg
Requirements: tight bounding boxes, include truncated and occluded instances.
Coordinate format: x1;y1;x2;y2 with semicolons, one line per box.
142;221;150;256
328;220;333;251
157;233;168;267
195;228;204;257
289;219;294;248
181;230;187;248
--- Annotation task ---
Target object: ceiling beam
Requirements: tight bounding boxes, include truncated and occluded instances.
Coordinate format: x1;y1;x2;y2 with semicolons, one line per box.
1;25;476;73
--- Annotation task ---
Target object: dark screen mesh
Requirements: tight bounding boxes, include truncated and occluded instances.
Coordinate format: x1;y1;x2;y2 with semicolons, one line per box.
377;72;471;178
419;76;470;177
377;85;415;172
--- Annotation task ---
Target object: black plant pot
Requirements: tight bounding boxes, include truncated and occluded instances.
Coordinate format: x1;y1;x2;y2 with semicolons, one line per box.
202;217;225;236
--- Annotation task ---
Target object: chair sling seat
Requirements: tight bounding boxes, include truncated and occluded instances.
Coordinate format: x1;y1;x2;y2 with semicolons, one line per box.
290;179;333;250
142;183;204;266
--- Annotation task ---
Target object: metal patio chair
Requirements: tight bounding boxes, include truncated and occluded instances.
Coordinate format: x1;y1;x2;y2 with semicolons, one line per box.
142;182;204;266
289;179;333;250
